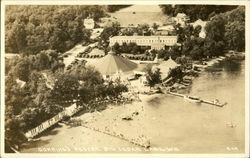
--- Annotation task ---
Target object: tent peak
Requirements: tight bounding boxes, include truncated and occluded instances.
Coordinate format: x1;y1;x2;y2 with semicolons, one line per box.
108;50;116;55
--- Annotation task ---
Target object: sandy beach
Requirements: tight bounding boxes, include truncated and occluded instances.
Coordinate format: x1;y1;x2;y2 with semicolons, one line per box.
21;94;162;153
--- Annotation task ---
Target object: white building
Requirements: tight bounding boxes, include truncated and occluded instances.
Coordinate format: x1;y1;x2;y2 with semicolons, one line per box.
84;18;95;29
156;25;175;35
191;19;207;38
109;36;179;50
174;13;190;27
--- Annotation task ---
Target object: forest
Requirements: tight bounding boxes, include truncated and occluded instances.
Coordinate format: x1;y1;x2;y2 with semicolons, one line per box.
5;5;106;55
106;5;132;12
160;5;237;22
160;6;245;60
4;5;128;151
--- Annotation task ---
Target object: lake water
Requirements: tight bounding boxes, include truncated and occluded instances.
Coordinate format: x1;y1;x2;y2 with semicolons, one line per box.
143;59;245;153
21;59;245;154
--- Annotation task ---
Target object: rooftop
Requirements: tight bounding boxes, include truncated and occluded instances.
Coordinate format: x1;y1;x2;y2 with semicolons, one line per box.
110;36;178;40
176;13;188;18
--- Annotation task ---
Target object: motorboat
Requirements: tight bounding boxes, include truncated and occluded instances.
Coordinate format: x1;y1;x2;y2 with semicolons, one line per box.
184;95;201;103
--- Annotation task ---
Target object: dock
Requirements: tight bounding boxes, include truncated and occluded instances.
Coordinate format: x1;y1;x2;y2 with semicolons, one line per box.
166;91;226;107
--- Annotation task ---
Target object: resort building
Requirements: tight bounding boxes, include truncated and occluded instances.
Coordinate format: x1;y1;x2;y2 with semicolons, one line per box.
109;36;179;50
87;50;138;76
84;18;95;29
174;13;190;27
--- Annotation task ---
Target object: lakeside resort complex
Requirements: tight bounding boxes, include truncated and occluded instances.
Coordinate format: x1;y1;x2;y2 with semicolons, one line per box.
2;4;248;157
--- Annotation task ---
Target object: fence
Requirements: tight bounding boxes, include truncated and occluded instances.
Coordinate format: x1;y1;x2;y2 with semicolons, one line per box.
24;94;138;139
25;103;82;139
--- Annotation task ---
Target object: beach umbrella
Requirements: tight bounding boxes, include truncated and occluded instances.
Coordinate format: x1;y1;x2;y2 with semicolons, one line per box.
88;51;138;76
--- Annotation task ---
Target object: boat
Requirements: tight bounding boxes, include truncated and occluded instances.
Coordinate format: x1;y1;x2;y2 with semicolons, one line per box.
184;95;201;103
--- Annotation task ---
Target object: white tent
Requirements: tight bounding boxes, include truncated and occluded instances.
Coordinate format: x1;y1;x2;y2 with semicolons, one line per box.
153;57;180;79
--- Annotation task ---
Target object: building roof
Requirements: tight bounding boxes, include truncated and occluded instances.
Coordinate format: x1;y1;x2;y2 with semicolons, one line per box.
110;35;178;40
16;79;26;88
84;18;94;22
176;13;188;18
89;50;138;75
157;25;175;31
191;19;207;38
191;19;207;27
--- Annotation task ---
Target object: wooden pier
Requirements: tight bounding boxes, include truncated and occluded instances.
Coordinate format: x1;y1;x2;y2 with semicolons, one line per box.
166;91;226;107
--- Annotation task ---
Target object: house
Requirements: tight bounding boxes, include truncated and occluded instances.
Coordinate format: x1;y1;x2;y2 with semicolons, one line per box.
157;25;175;34
191;19;207;38
174;13;190;27
156;25;175;35
16;79;26;88
109;35;179;50
84;18;95;29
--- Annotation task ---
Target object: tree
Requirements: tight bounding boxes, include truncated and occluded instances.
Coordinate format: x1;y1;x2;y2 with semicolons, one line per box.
112;42;120;54
5;116;27;149
13;58;31;82
225;21;244;51
194;25;202;37
5;5;106;55
168;67;183;81
51;74;80;104
152;23;159;31
5;22;27;53
146;67;161;87
100;22;121;42
183;24;194;39
106;5;131;12
34;52;50;70
120;27;135;36
203;39;216;57
204;15;226;57
160;5;175;16
189;45;204;60
205;15;226;42
136;24;151;35
160;5;237;22
176;56;190;66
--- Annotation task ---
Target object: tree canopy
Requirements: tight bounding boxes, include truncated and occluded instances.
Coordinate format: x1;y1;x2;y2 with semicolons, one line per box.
5;5;105;55
160;5;237;22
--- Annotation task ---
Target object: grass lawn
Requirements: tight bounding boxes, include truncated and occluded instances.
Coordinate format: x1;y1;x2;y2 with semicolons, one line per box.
101;5;171;27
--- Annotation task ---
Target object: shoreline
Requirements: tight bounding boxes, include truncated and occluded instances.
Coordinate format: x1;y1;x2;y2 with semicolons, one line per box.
20;53;244;153
20;93;161;153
